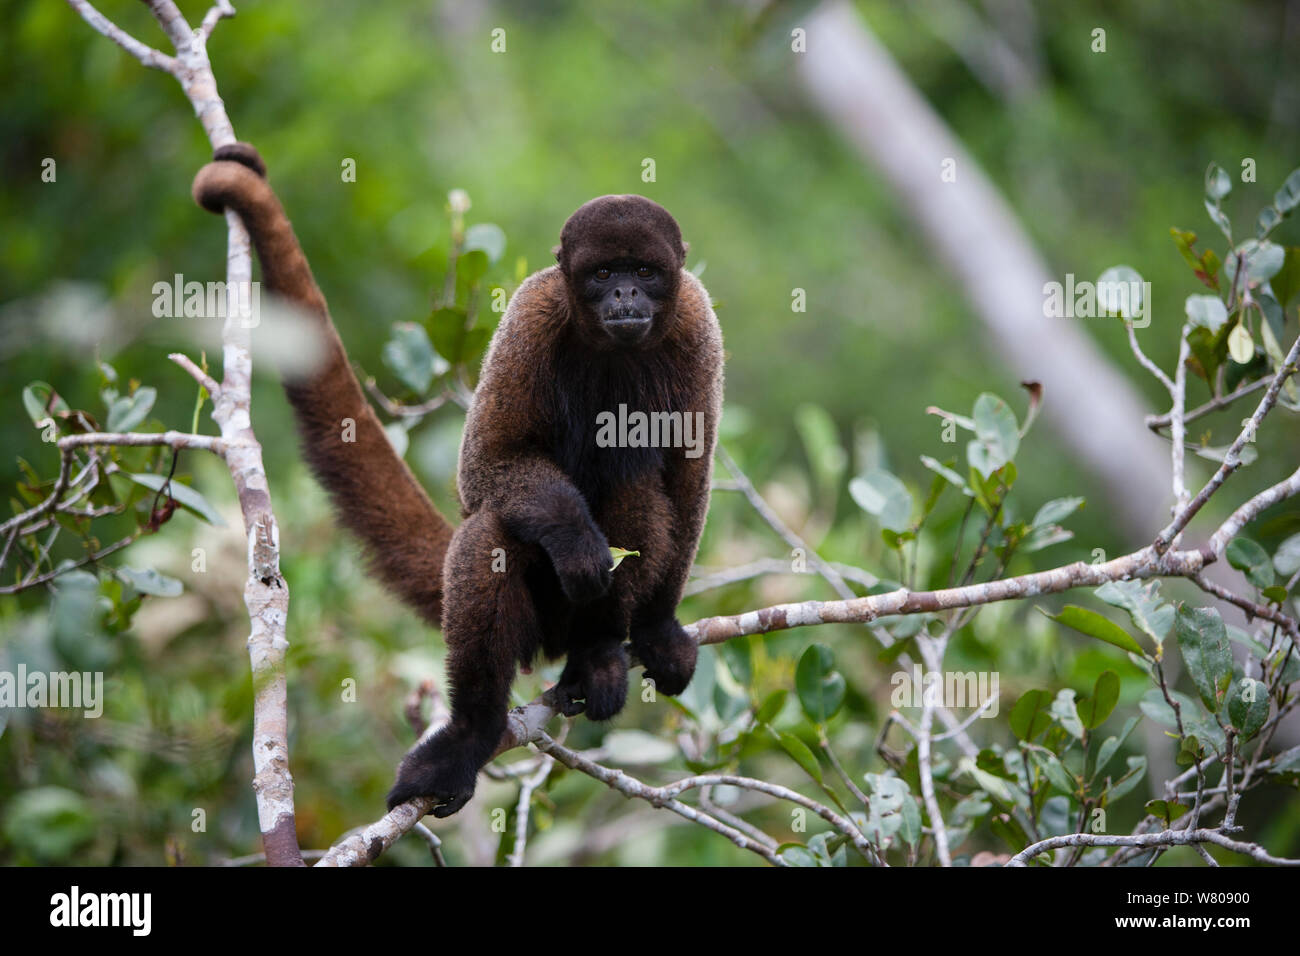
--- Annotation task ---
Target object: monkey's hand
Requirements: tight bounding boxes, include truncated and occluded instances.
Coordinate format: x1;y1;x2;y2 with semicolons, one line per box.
385;726;481;817
631;617;698;697
541;522;613;605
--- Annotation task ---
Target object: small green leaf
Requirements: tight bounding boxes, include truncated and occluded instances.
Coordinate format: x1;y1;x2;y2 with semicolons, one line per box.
775;730;822;784
919;455;970;494
1227;322;1255;364
1145;799;1189;823
383;322;446;393
753;689;787;725
1226;537;1274;589
1095;716;1140;777
1205;163;1232;201
1050;688;1085;740
1274;167;1300;214
777;844;819;867
1009;689;1053;741
1094;579;1174;648
1027;747;1078;796
21;381;70;426
795;643;846;725
608;547;639;571
1227;677;1270;739
1184;294;1228;332
115;566;183;597
1175;605;1233;713
1096;266;1144;318
1075;670;1120;730
1272;532;1300;577
968;393;1019;477
848;470;912;532
1041;605;1145;656
106;386;156;432
1107;756;1147;802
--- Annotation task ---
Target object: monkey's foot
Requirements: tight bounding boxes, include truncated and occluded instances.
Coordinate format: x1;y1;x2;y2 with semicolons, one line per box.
386;726;484;817
632;618;698;697
554;643;629;721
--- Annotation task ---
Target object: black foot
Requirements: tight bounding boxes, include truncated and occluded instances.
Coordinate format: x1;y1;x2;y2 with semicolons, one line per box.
386;725;484;817
633;618;697;697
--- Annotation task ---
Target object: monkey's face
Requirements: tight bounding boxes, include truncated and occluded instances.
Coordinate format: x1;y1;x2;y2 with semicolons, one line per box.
579;259;669;346
556;194;687;349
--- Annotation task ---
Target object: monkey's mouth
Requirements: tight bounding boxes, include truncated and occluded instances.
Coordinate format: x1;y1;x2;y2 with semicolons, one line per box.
601;312;653;342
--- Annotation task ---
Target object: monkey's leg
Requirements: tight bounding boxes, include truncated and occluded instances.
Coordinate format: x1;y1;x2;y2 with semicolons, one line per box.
386;513;538;815
553;599;630;721
604;476;699;698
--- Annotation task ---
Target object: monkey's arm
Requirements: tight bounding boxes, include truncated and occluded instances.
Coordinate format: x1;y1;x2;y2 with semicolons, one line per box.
192;144;452;626
458;382;613;605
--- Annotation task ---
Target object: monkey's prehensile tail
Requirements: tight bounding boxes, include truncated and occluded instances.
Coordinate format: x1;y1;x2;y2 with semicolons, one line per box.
193;142;453;627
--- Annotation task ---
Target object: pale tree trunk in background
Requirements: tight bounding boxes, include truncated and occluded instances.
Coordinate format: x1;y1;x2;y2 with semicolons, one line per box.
795;0;1172;537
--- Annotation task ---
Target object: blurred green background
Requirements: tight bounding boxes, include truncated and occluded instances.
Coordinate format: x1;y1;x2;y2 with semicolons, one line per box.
2;0;1299;866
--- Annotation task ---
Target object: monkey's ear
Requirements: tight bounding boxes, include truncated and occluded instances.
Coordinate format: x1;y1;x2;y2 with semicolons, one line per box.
552;243;563;264
681;240;690;260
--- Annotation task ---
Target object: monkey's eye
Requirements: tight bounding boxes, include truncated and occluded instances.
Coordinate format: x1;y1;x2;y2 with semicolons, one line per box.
636;266;654;278
595;268;612;280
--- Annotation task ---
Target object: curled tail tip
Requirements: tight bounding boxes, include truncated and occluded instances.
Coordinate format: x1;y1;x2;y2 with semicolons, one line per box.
192;141;269;214
213;141;268;178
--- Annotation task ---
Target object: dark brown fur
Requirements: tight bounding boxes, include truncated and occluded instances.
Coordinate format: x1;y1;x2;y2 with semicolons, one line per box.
193;146;723;817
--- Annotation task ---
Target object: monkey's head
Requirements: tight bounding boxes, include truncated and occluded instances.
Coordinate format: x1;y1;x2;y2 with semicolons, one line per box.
556;194;687;349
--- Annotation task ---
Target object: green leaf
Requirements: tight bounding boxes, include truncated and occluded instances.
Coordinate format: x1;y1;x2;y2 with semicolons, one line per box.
777;844;819;867
608;547;639;571
1274;167;1300;214
775;730;822;784
1094;579;1174;647
1095;716;1140;777
1009;689;1053;741
795;643;846;725
1184;294;1228;332
382;322;446;393
1075;670;1120;730
1227;322;1255;365
968;393;1019;478
21;381;70;426
898;793;922;848
1042;605;1145;656
1205;162;1232;201
1272;532;1300;577
463;223;507;263
1227;677;1270;739
115;566;183;597
1027;747;1078;796
1096;265;1144;318
105;386;156;432
1268;247;1300;308
1205;199;1232;241
1145;799;1190;824
1050;688;1085;740
753;689;787;725
121;473;226;527
1106;756;1147;802
1226;537;1274;589
1023;496;1084;552
1175;605;1233;713
959;756;1026;806
919;455;970;495
848;470;912;533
